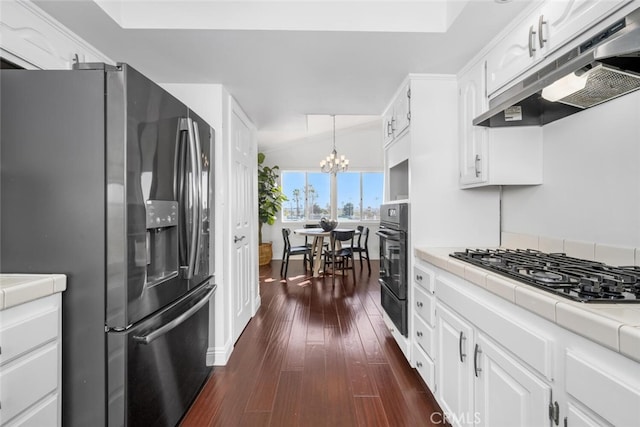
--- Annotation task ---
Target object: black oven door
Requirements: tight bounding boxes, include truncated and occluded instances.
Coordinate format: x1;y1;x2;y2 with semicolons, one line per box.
377;227;407;300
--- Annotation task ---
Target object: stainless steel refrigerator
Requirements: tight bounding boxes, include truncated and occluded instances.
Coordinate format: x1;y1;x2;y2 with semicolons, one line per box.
1;63;215;426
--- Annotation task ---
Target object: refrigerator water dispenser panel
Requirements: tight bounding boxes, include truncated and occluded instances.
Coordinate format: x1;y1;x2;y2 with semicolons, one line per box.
145;200;179;287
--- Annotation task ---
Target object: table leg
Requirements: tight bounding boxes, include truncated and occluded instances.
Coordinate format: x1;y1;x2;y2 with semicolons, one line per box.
312;236;324;277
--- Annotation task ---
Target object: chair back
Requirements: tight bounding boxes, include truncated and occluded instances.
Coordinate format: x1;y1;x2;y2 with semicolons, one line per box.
304;223;320;229
282;228;292;251
330;230;355;252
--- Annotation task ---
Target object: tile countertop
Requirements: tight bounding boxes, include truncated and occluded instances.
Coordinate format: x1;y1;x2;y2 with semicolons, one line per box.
0;274;67;310
415;247;640;364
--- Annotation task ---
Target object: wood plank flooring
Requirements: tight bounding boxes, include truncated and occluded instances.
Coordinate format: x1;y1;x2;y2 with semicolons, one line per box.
181;260;445;427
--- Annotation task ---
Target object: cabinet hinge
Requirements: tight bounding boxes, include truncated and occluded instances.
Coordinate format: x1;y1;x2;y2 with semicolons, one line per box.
407;111;411;122
407;88;411;99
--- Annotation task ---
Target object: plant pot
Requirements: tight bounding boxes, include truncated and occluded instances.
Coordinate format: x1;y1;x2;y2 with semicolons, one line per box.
259;242;273;266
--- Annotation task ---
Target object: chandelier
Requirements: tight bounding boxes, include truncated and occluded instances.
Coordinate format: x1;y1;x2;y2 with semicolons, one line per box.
320;115;349;174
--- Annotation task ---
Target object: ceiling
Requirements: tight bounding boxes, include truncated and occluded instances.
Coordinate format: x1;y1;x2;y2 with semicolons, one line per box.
33;0;532;150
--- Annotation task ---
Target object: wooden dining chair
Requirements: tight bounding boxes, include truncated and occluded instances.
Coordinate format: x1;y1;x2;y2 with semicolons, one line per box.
280;228;312;278
324;229;356;286
352;226;371;273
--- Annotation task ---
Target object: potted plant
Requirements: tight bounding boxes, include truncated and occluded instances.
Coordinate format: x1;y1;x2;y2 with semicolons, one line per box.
258;152;287;265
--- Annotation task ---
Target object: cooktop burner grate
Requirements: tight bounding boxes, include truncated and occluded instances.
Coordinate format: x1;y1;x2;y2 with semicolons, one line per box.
450;249;640;303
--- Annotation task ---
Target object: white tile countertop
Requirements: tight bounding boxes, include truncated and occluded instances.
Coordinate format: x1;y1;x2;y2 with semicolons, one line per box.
415;247;640;363
0;274;67;310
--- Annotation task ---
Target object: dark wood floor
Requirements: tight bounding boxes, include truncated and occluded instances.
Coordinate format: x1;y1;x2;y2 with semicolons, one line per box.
181;259;444;426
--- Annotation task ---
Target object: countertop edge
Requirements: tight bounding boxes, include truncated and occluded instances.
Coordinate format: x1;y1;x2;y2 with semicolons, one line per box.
0;274;67;311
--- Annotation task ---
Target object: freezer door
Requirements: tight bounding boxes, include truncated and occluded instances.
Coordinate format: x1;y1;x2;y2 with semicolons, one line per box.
107;281;215;427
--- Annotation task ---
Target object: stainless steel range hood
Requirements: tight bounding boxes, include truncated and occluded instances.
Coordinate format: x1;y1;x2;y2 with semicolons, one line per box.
474;6;640;127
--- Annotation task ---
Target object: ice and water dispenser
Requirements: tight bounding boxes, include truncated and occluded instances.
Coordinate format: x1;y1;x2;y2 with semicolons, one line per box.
145;200;179;286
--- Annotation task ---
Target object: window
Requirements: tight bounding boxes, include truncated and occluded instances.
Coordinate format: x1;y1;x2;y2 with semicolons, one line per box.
281;171;383;222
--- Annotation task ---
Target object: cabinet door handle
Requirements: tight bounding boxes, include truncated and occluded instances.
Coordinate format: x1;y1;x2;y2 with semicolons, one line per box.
474;344;482;377
459;332;466;362
416;301;424;308
416;361;423;368
538;15;547;48
528;25;537;57
417;331;423;337
416;274;423;281
474;154;481;178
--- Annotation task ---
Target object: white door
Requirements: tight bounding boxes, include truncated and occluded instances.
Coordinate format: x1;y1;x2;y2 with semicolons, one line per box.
229;100;257;343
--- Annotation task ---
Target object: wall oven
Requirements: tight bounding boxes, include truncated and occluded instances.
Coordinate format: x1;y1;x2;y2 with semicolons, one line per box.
377;203;409;337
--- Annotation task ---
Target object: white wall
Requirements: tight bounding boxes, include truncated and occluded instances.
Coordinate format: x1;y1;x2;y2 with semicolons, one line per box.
260;119;384;260
501;90;640;248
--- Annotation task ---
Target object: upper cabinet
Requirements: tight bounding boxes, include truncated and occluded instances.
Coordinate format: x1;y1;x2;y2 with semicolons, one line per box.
458;60;543;188
459;60;488;186
383;83;411;146
486;4;546;97
486;0;630;97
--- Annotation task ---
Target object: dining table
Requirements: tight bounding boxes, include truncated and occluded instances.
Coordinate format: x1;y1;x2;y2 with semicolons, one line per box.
293;227;359;278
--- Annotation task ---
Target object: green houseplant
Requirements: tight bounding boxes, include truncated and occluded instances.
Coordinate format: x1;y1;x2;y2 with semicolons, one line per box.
258;152;287;265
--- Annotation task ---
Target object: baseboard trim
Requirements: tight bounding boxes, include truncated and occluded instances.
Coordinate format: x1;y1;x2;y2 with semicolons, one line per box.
207;340;234;366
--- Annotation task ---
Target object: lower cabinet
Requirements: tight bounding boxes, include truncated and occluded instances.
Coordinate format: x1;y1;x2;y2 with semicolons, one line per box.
435;301;475;425
474;333;551;427
0;294;62;426
434;297;554;427
414;261;640;427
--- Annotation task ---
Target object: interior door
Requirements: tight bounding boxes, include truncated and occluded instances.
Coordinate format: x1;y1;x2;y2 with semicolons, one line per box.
229;100;257;343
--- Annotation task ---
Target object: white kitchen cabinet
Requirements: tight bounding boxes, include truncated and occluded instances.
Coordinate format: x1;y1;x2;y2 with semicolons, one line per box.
458;60;544;188
412;262;436;392
538;0;630;55
0;293;62;426
486;0;629;97
486;1;545;97
459;59;488;185
434;271;557;427
564;349;640;427
435;301;475;427
474;333;551;427
382;83;410;147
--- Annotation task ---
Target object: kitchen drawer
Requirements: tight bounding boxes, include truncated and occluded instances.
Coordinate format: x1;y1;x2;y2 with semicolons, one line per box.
8;393;58;427
0;343;58;423
0;306;58;365
413;285;435;327
565;350;640;427
413;313;434;359
414;265;434;293
413;343;435;391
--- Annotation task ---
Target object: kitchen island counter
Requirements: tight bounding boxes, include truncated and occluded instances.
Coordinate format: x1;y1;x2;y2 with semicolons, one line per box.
415;247;640;363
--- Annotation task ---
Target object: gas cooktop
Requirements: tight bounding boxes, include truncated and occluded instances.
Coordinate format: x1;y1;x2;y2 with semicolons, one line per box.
450;248;640;303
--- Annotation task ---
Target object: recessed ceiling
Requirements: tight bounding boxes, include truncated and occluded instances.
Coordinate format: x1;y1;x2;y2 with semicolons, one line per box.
33;0;532;150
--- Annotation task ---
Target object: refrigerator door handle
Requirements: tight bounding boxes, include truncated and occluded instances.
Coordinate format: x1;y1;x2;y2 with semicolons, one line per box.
133;284;216;345
175;117;200;280
191;119;203;276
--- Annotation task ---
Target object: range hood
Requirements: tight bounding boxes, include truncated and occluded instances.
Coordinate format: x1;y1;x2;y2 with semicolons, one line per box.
474;6;640;127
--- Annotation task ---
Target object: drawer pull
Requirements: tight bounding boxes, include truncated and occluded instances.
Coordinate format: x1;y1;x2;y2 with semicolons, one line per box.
416;274;423;281
416;301;424;308
416;361;423;368
417;331;423;337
